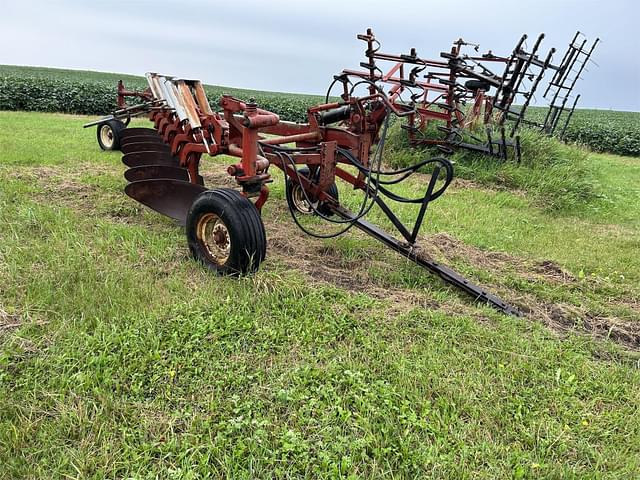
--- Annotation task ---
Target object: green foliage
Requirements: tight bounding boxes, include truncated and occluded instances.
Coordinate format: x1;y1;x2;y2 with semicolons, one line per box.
384;121;599;212
1;65;639;156
0;65;323;122
526;107;640;157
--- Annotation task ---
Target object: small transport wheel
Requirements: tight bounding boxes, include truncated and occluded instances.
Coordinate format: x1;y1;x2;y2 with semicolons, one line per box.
97;119;126;151
186;188;267;275
286;167;339;216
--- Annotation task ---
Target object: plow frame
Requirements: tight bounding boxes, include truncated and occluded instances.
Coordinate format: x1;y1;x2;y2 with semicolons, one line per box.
114;72;521;316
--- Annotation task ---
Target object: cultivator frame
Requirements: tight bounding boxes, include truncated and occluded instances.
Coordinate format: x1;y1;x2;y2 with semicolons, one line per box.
339;29;597;160
83;77;164;150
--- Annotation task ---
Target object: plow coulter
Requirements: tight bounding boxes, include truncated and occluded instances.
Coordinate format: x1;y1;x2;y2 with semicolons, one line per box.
84;71;521;316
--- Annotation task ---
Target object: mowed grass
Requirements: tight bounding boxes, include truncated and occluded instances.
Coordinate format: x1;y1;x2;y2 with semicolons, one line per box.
0;111;639;479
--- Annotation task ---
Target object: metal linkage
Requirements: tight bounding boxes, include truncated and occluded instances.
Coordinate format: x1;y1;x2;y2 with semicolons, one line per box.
337;29;596;162
332;205;521;316
83;78;158;129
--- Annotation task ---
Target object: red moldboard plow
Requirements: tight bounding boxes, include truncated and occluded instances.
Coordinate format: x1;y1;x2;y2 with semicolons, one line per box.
83;35;604;315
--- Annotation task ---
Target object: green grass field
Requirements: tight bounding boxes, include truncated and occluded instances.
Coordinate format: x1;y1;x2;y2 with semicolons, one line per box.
0;65;325;126
1;110;639;479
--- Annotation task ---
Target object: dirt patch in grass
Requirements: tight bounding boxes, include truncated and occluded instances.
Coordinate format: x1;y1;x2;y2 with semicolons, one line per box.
264;209;481;318
9;164;113;204
0;307;23;333
267;221;640;349
412;233;639;349
515;299;640;351
8;164;172;228
417;232;577;285
200;168;238;189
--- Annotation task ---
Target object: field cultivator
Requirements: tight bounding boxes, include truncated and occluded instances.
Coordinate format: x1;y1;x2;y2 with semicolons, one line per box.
85;70;522;316
339;29;597;159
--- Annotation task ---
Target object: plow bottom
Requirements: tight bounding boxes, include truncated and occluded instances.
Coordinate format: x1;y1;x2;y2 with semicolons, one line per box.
119;127;161;139
125;179;206;225
121;141;171;155
124;165;204;185
122;151;179;168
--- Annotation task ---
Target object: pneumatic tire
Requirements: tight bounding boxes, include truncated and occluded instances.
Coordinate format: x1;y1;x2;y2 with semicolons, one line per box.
286;167;339;217
186;188;267;275
97;119;126;151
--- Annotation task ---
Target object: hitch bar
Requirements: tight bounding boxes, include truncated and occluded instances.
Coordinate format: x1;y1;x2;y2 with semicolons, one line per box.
83;100;164;128
331;205;521;317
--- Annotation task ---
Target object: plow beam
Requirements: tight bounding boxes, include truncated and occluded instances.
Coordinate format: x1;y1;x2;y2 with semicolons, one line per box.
331;205;521;316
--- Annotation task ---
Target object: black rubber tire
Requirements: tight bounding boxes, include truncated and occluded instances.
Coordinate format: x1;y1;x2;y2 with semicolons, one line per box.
97;119;126;151
285;167;339;217
186;189;267;275
465;79;492;92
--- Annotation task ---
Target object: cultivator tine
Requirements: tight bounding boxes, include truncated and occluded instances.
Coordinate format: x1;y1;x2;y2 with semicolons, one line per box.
542;33;598;134
515;136;522;163
506;33;545;107
543;31;580;98
121;141;171;155
493;34;527;113
124;179;206;225
510;47;555;136
486;128;494;155
559;94;580;140
500;126;508;161
122;151;179;168
124;165;204;185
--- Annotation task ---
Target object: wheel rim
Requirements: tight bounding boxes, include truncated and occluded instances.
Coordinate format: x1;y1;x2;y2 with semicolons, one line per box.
100;125;114;148
290;184;314;214
196;213;231;265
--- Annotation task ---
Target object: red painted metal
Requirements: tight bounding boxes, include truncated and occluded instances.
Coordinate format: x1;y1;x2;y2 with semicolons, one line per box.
117;80;153;109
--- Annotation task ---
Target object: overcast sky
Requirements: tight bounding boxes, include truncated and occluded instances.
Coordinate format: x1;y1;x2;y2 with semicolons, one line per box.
2;0;639;111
